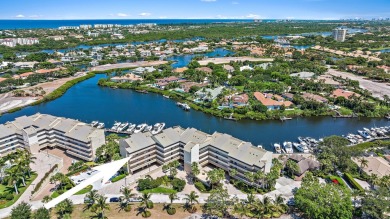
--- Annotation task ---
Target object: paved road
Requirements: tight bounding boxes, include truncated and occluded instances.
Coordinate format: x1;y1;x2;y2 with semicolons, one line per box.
327;68;390;100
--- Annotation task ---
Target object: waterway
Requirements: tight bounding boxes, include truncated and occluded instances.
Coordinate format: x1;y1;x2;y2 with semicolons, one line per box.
0;74;388;151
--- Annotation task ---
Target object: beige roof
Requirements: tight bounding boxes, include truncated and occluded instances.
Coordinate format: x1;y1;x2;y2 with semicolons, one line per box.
354;157;390;177
121;132;156;153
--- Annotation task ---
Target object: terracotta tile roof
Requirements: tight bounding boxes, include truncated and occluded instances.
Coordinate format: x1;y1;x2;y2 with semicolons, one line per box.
195;67;213;74
35;68;62;74
173;67;188;73
0;77;8;83
253;92;293;107
332;89;360;99
19;72;35;77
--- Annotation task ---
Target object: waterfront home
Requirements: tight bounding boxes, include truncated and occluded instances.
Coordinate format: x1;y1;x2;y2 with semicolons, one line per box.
282;93;294;101
224;93;249;107
290;72;315;79
195;67;213;74
332;89;360;99
14;61;38;69
0;114;106;161
17;72;35;79
240;66;254;72
255;62;273;70
154;76;186;89
377;65;390;73
223;65;235;73
195;86;224;102
133;66;156;75
89;60;99;67
253;92;293;110
353;157;390;178
111;73;143;83
301;92;328;103
35;67;64;75
315;74;340;87
181;81;209;93
47;59;64;67
119;126;273;184
284;154;320;179
173;67;188;74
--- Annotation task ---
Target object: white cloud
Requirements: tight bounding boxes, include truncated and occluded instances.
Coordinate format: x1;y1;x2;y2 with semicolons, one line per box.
116;13;128;17
139;12;151;17
201;0;217;2
246;14;260;18
15;14;25;18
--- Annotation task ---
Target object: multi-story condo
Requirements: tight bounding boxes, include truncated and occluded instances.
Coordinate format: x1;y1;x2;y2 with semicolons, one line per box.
58;26;80;30
0;114;105;161
80;24;92;29
119;126;273;182
0;38;39;47
333;28;348;42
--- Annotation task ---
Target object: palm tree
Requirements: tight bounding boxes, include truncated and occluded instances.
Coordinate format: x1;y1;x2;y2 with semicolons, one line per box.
272;195;287;217
95;195;110;219
5;167;21;194
168;193;178;207
119;187;135;211
358;157;369;174
191;162;200;179
42;195;52;204
233;202;250;219
260;196;274;216
56;199;73;217
85;189;99;209
140;192;152;209
184;191;199;212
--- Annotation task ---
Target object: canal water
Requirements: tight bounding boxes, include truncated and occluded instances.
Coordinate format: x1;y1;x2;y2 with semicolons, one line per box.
0;74;388;151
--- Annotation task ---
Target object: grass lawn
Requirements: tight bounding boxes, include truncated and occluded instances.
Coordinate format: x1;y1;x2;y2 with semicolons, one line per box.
0;173;38;209
75;185;93;195
50;203;203;219
141;187;177;194
339;107;353;116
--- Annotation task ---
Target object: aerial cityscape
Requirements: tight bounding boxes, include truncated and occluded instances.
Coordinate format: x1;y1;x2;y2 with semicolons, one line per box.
0;0;389;218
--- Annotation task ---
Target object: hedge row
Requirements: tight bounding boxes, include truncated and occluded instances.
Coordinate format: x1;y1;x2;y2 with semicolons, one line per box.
32;164;58;194
111;174;127;183
328;175;347;187
66;166;89;177
344;173;364;191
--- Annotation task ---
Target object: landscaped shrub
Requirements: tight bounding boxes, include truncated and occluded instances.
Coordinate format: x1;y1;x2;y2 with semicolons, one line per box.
146;201;154;209
111;174;126;183
141;210;151;218
344;173;364;191
167;207;176;215
0;193;5;199
194;181;207;192
138;178;161;191
328;175;346;187
124;205;132;212
32;164;58;194
171;178;186;192
6;194;14;201
66;166;88;177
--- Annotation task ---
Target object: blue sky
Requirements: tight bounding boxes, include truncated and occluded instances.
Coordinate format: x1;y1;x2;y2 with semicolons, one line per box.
3;0;390;20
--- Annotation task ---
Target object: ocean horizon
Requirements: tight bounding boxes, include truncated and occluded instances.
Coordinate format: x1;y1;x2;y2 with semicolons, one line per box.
0;19;262;29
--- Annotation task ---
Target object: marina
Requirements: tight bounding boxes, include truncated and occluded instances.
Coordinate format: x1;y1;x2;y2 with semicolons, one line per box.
0;74;388;151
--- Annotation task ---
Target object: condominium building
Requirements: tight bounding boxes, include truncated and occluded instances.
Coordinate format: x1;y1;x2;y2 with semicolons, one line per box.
119;127;273;182
333;28;348;42
0;38;39;47
0;114;105;161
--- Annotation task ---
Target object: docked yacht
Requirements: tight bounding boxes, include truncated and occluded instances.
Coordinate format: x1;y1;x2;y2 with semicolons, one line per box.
283;142;294;153
111;122;121;131
358;130;371;139
151;123;165;135
91;121;99;127
97;123;105;129
134;123;147;133
144;125;153;132
293;142;310;153
117;122;129;132
273;143;282;153
126;124;136;133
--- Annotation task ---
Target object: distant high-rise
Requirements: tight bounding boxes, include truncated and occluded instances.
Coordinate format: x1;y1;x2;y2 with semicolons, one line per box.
333;28;347;42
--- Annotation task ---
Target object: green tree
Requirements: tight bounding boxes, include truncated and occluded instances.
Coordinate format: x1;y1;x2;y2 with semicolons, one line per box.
191;162;200;179
11;202;31;219
33;207;50;219
56;199;74;218
94;195;110;219
204;188;231;217
360;187;390;219
184;191;199;213
285;159;299;178
206;168;225;189
119;187;136;212
85;189;99;209
294;177;353;219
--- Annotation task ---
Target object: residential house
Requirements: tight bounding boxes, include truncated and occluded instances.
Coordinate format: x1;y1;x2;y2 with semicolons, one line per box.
285;154;320;178
301;92;328;103
353;156;390;178
240;66;254;72
223;65;235;73
290;72;315;79
195;67;213;74
173;67;188;74
154;76;186;89
111;73;143;83
253;92;293;110
195;86;224;102
332;89;360;99
14;62;38;69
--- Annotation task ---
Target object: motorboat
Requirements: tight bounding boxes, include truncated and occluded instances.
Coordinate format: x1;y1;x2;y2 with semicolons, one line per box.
91;121;98;127
126;124;136;133
111;121;121;130
97;123;105;129
273;143;282;153
144;125;153;132
283;141;294;153
117;122;129;132
293;142;310;153
358;130;371;139
134;123;147;133
151;123;165;135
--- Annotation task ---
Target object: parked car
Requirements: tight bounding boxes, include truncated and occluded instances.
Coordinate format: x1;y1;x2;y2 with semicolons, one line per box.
110;197;120;202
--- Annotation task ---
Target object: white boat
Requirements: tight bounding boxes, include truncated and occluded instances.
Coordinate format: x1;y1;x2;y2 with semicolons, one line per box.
126;124;136;132
293;142;310;153
91;121;98;127
117;122;129;132
144;125;153;132
97;123;105;129
182;103;191;111
163;95;170;99
134;123;147;133
358;130;371;139
274;143;282;153
111;121;121;131
151;123;165;135
283;141;294;153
